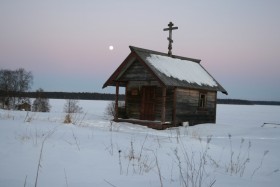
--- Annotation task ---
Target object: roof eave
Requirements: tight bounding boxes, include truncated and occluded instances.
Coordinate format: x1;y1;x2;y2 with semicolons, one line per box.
222;91;228;95
102;52;135;88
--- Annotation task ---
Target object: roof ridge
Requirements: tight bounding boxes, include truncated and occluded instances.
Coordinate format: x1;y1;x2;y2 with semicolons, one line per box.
129;46;201;63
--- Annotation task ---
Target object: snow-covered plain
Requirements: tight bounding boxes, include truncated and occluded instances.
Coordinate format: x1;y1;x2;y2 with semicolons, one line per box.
0;100;279;187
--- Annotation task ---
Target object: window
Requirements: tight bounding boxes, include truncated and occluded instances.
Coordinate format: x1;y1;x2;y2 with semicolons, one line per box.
199;93;207;108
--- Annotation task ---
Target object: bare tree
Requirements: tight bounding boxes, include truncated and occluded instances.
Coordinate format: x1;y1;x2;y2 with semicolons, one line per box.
63;99;83;124
0;68;33;109
32;88;51;112
64;99;83;114
15;68;33;92
0;69;15;108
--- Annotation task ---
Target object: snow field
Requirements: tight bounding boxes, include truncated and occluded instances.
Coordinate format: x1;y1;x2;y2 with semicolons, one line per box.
0;100;279;187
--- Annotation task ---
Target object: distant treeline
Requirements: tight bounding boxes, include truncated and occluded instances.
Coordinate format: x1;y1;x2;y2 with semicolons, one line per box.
0;91;125;101
1;90;279;105
217;99;280;105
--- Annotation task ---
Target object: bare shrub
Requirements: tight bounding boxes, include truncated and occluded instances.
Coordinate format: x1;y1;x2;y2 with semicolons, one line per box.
174;136;216;187
104;101;116;119
64;99;83;114
32;88;51;112
104;101;125;131
118;150;123;175
71;129;80;151
24;111;36;122
34;128;56;187
64;114;72;124
223;135;269;178
122;136;155;175
251;150;269;178
226;134;251;177
63;99;83;124
15;127;47;146
154;151;163;187
104;101;125;119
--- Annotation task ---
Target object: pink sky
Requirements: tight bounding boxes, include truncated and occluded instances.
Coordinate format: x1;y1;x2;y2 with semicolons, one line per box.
0;0;279;101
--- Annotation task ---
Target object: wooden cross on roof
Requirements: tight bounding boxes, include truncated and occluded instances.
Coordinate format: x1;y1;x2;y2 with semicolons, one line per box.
163;22;178;56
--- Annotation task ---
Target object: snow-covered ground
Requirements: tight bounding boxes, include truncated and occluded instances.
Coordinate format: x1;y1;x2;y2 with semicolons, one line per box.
0;100;279;187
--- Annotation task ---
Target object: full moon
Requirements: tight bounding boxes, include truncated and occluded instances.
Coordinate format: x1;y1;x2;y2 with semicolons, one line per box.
109;45;114;50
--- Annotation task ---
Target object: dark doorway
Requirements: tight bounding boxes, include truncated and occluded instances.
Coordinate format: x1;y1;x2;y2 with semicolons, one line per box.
140;86;156;120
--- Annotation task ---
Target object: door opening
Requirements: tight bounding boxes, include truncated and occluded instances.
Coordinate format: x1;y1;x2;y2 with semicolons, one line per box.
140;86;156;120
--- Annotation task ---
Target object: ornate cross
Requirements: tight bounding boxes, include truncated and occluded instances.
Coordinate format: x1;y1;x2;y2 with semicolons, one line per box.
163;22;178;56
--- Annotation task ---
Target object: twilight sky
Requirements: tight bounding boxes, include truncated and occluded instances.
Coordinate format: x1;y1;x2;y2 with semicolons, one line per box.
1;0;279;101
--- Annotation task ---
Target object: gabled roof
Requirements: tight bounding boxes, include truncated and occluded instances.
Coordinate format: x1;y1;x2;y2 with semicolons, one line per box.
103;46;228;95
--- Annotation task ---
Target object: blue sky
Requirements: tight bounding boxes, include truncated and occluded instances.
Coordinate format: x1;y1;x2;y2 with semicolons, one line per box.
0;0;280;101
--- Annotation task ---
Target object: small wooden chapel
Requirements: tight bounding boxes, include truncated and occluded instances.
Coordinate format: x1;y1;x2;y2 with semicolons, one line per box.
103;22;228;129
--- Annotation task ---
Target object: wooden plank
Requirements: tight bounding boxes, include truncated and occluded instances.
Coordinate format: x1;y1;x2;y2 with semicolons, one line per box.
127;81;161;87
126;86;141;119
114;82;119;121
172;87;177;126
213;91;217;123
164;88;173;122
161;87;166;123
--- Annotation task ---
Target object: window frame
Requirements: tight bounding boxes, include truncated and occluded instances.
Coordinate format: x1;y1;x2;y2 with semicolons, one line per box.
198;92;207;109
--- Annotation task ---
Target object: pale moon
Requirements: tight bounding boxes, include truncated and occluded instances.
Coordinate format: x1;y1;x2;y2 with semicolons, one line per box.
109;45;114;50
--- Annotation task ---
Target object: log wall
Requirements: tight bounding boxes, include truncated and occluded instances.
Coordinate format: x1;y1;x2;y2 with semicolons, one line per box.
175;88;217;125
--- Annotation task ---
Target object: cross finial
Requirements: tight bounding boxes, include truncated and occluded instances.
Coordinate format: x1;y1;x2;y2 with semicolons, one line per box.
163;22;178;56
